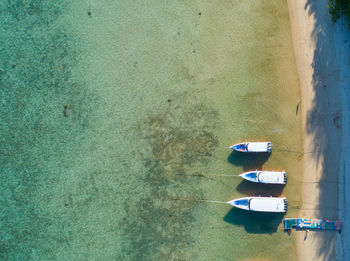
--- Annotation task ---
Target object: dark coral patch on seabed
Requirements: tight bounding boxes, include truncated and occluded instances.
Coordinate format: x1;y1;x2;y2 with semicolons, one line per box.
119;103;221;260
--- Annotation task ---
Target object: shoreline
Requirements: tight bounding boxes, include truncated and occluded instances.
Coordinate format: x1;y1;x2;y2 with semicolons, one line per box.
287;0;345;260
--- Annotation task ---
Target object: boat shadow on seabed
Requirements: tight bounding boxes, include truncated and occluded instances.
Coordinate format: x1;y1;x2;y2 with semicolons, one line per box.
227;151;271;171
223;208;285;234
236;180;284;197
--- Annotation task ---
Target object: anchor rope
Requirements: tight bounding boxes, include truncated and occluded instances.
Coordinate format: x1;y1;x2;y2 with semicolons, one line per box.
287;200;343;211
176;173;337;184
287;179;338;184
272;148;315;154
172;198;343;214
172;197;227;204
176;173;241;178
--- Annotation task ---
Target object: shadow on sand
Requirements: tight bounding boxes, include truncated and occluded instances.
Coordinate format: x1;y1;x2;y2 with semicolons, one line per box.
297;0;346;260
223;207;285;234
227;151;271;171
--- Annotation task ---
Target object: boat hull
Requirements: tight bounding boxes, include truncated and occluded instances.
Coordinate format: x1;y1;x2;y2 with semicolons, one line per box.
227;197;287;213
239;171;287;184
229;142;272;153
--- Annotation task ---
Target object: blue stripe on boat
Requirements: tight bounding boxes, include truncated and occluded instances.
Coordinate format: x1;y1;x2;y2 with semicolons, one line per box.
234;199;249;206
245;172;258;179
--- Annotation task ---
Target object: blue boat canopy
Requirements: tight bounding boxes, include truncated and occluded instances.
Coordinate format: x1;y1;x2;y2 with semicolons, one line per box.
234;199;249;206
235;144;247;151
245;172;258;179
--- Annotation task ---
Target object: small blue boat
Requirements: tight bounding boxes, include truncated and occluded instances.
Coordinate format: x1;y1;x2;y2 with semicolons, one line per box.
284;218;342;232
229;142;272;153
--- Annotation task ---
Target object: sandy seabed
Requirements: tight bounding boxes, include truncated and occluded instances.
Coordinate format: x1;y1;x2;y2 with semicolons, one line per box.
287;0;350;260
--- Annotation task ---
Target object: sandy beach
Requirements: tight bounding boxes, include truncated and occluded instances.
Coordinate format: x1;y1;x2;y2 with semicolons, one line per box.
287;0;350;260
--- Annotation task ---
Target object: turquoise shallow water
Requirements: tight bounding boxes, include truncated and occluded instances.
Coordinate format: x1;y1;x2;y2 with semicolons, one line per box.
1;1;302;260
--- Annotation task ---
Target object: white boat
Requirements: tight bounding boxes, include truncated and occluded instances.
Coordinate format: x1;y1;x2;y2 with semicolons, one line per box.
239;170;287;185
229;142;272;153
227;197;287;213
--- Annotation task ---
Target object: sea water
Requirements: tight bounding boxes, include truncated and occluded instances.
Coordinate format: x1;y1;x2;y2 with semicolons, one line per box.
0;0;302;260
